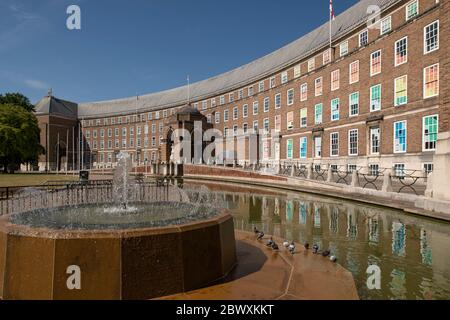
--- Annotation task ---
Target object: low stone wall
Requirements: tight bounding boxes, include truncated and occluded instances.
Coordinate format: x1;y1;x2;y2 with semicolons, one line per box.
0;212;236;300
184;165;287;182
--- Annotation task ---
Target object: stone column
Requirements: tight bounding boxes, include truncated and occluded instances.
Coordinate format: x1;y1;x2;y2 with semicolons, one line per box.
307;163;313;180
327;165;333;183
430;132;450;200
382;167;393;193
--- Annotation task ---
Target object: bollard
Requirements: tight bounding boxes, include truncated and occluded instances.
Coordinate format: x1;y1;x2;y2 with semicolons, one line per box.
382;168;393;193
327;165;333;183
351;170;358;187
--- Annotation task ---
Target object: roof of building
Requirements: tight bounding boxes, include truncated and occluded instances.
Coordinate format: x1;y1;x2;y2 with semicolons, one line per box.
76;0;400;119
35;95;78;119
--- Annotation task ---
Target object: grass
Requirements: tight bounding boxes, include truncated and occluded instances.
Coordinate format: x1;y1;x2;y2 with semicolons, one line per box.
0;173;78;188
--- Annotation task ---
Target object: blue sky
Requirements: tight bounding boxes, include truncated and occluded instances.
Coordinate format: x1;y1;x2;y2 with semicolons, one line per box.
1;0;357;104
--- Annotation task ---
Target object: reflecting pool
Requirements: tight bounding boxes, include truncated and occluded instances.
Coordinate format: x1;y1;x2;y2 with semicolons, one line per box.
186;181;450;300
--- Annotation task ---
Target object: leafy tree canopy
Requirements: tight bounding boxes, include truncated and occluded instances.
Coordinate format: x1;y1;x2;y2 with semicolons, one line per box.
0;103;43;173
0;92;35;112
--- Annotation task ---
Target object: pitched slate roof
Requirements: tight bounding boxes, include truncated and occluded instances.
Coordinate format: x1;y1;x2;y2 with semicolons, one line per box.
77;0;401;118
35;95;78;119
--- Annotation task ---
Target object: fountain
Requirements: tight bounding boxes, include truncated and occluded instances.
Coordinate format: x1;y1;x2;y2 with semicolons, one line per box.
0;152;236;300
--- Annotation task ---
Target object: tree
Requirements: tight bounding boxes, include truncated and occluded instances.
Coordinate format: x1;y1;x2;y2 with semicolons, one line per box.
0;92;35;112
0;103;43;173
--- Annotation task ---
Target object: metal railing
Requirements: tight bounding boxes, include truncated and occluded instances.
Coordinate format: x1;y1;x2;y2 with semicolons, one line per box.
0;181;173;216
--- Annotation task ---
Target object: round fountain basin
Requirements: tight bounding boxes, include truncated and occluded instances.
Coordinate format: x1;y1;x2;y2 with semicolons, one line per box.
0;206;236;300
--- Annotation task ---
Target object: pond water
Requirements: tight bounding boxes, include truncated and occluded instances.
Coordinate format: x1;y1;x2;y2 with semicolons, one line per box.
186;181;450;300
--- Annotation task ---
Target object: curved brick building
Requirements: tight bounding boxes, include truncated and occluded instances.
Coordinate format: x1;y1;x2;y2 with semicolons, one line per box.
35;0;449;179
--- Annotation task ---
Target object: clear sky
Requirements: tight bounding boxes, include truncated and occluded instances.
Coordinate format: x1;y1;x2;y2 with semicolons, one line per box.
1;0;357;104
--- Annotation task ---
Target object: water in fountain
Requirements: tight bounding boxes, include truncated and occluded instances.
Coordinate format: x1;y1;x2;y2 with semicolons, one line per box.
109;152;138;213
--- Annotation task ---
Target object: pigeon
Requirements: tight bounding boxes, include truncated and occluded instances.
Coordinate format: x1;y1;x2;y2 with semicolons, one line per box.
312;244;319;254
322;250;331;257
271;242;279;251
304;242;310;250
266;237;274;247
330;256;337;263
288;242;295;254
253;226;259;235
283;240;290;248
257;231;265;241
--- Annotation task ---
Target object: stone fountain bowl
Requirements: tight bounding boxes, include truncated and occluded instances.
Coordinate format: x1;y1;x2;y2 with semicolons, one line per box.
0;204;236;300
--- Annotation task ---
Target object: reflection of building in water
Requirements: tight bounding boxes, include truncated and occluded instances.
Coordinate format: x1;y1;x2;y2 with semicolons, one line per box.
347;207;358;240
390;269;407;300
299;202;307;225
392;222;406;257
286;200;294;222
261;197;269;219
329;207;339;234
368;217;380;245
420;229;433;266
314;205;321;229
274;198;280;217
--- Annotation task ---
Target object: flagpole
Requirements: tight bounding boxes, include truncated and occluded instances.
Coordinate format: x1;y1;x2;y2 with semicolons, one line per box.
329;0;332;49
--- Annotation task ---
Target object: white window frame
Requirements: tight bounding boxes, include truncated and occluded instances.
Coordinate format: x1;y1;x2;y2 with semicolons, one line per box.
370;84;382;112
424;20;439;55
287;89;294;106
406;0;419;21
393;120;407;154
340;41;349;57
308;58;315;72
359;29;368;47
300;137;308;159
349;92;359;117
394;75;408;106
233;107;239;120
300;83;308;101
275;93;281;109
281;71;288;84
370;127;380;155
349;60;359;84
253;101;259;115
330;132;339;157
242;104;248;118
370;50;382;76
395;37;408;67
331;69;340;91
263;97;270;112
380;16;392;35
348;129;359;156
315;77;323;97
423;63;439;99
422;115;439;152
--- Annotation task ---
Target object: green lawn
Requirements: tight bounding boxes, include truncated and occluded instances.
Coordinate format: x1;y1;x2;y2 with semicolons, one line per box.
0;174;78;187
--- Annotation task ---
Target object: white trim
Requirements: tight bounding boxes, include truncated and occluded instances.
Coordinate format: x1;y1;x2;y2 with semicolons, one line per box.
422;114;439;152
349;91;359;117
299;136;308;159
331;69;340;91
330;132;339;157
424;20;439;55
349;60;359;84
359;29;368;47
370;84;382;112
287;88;294;106
394;36;408;67
315;77;323;97
274;93;282;109
370;126;380;155
393;120;407;154
370;50;382;76
423;63;439;99
380;16;392;35
394;75;408;106
300;83;308;102
405;0;419;21
348;129;359;156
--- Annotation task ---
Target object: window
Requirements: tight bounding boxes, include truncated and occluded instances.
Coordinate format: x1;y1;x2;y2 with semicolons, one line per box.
423;115;438;151
348;129;358;156
323;49;331;65
114;128;119;136
294;65;301;78
275;93;281;109
287;112;294;130
211;98;216;107
264;97;270;112
300;137;307;159
215;112;220;124
259;81;265;92
381;16;392;35
121;128;126;136
395;75;408;106
394;164;406;177
331;99;340;121
287;89;294;106
370;127;380;154
394;121;407;153
300;108;307;128
308;58;315;72
229;93;234;103
424;64;439;98
86;130;90;139
275;115;281;132
202;101;208;110
370;84;382;111
349;92;359;116
253;121;258;133
243;123;248;134
281;71;288;84
233;125;238;136
270;77;276;88
340;41;348;57
395;37;408;66
406;0;418;21
286;139;293;159
243;105;248;118
207;114;212;124
224;109;229;122
238;89;243;100
314;137;322;158
370;50;382;76
331;70;340;91
315;103;323;124
224;127;228;137
248;86;254;96
424;21;439;54
233;107;238;120
423;163;434;174
219;95;225;105
263;118;269;134
347;164;357;173
315;77;323;96
349;61;359;84
359;30;368;47
300;83;308;101
129;127;134;136
330;132;339;157
369;164;380;176
253;101;259;115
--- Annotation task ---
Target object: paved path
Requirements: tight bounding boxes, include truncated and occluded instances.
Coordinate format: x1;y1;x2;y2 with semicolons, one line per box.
160;230;359;300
